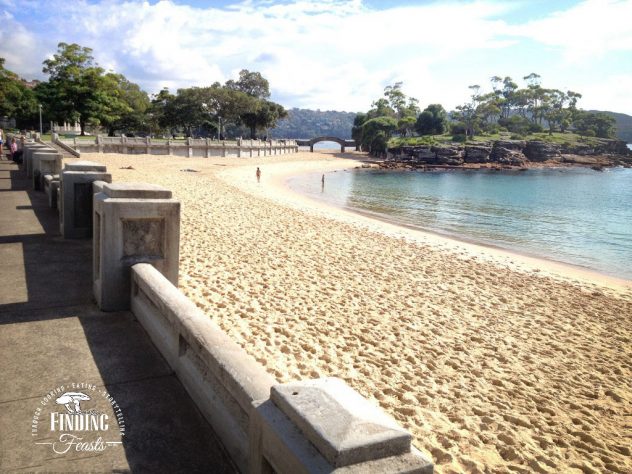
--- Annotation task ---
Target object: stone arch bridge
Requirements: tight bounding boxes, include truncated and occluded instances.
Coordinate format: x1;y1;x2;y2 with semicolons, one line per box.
296;136;358;153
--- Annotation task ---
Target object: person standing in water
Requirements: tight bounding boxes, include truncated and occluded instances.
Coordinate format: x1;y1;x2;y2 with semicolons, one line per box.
256;167;261;183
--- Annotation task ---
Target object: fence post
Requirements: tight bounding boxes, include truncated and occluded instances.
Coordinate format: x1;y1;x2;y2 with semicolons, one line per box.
250;378;433;473
93;182;180;311
59;161;112;238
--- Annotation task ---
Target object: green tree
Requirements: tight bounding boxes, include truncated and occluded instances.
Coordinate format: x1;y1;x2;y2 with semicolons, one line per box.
0;58;38;127
148;88;177;136
226;70;285;138
367;98;395;119
99;73;150;136
201;84;253;138
40;42;116;135
574;111;616;138
351;112;368;148
170;87;209;137
240;99;287;139
361;116;397;155
415;104;447;135
397;115;416;137
225;69;270;99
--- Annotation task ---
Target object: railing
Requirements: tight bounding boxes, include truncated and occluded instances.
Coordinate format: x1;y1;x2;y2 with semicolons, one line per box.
57;135;299;157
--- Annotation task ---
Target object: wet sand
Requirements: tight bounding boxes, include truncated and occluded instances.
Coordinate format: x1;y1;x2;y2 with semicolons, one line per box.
86;151;632;474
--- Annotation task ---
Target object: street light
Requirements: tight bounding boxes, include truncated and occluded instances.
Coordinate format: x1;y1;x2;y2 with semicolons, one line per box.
38;104;43;136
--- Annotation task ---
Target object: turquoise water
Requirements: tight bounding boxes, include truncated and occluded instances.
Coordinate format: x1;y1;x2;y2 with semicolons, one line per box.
288;167;632;280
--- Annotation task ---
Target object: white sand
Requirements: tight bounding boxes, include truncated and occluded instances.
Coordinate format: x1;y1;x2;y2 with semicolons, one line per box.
86;151;632;474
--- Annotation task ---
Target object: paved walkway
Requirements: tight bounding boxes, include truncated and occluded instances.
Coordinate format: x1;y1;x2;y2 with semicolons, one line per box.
0;155;236;473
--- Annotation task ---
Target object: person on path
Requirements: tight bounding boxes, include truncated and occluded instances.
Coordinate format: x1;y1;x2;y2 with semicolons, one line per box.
0;129;4;157
256;167;261;183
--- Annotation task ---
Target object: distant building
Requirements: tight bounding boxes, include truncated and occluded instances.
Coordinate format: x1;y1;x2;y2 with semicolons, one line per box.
52;121;81;134
22;79;40;89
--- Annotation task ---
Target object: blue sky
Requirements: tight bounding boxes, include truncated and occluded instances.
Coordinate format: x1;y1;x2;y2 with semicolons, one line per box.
1;0;631;114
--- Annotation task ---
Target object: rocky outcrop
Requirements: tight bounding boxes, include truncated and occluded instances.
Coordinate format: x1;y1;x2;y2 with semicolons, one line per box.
432;145;464;165
491;141;527;166
385;137;631;168
560;139;631;156
414;147;436;162
524;141;562;162
464;144;492;163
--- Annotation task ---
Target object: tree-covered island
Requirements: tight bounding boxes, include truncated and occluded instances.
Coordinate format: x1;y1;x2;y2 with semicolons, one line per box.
353;76;632;169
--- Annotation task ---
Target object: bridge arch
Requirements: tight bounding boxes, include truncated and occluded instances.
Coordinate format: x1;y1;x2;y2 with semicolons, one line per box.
296;136;358;153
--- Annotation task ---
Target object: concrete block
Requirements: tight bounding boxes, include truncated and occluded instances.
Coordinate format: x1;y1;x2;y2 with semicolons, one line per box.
33;152;62;190
271;378;411;468
60;169;112;238
64;160;107;172
250;397;433;474
93;182;179;311
44;174;60;209
23;144;50;178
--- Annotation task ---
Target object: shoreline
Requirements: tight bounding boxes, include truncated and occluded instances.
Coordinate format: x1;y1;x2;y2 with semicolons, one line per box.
220;153;632;293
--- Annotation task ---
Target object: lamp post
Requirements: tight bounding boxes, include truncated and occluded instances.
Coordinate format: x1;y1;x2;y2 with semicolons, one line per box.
38;104;43;136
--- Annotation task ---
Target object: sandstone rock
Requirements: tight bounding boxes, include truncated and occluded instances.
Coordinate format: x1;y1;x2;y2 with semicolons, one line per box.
524;141;561;162
494;140;526;150
432;145;464;165
491;141;527;165
413;147;436;163
464;145;492;163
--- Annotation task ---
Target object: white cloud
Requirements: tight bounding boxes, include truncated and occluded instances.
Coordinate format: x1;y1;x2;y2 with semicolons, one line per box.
1;0;631;114
512;0;632;62
574;73;632;113
0;9;43;77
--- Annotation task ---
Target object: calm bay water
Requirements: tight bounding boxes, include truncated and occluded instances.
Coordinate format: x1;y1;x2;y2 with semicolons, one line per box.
288;167;632;280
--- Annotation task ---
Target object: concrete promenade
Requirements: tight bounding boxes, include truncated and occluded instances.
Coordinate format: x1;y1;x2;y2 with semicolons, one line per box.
0;156;236;472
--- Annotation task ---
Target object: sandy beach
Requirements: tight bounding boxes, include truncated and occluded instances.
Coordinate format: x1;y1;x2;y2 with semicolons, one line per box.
85;150;632;474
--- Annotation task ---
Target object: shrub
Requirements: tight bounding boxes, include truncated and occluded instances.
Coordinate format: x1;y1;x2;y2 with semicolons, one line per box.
450;122;467;135
452;134;467;142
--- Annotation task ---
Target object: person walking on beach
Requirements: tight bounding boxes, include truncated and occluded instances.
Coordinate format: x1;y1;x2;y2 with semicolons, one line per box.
256;167;261;183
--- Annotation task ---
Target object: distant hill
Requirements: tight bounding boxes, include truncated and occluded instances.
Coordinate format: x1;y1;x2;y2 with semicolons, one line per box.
590;110;632;143
270;108;356;139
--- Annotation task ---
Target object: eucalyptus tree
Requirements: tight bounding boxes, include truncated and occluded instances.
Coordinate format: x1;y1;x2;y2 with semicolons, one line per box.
415;104;447;135
0;57;38;127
